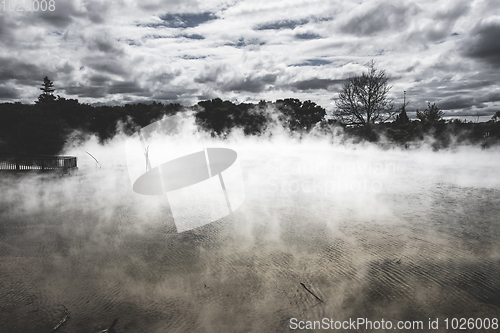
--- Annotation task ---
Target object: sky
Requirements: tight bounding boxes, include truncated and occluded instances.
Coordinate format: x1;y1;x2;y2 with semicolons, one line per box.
0;0;499;120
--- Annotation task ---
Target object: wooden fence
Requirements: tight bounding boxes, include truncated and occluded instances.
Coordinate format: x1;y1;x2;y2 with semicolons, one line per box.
0;156;77;172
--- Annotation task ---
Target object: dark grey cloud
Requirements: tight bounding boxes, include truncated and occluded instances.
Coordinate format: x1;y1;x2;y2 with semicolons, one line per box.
81;1;112;24
443;110;493;118
295;32;321;40
13;1;80;28
225;38;264;48
451;79;497;91
108;81;146;95
179;34;205;40
0;58;48;86
462;19;500;67
158;12;217;28
291;59;332;67
432;1;470;22
147;72;180;85
0;85;19;99
481;90;500;104
82;57;128;76
152;86;199;102
64;85;108;98
141;34;170;41
406;82;500;114
255;19;309;30
87;35;125;56
0;15;15;45
437;96;485;111
341;3;414;36
289;78;344;91
89;74;112;85
152;91;180;101
12;1;86;29
56;62;75;75
124;39;140;46
181;55;207;60
403;1;470;43
222;74;277;93
194;65;227;84
65;77;149;99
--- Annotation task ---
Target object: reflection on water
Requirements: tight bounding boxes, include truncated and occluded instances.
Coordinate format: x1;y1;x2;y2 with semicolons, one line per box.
1;147;500;332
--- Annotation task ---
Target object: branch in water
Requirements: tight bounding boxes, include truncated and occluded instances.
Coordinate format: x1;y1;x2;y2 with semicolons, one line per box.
300;283;323;303
49;304;69;333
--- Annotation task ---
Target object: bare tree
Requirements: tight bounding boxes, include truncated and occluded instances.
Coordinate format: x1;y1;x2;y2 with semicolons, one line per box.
334;60;395;126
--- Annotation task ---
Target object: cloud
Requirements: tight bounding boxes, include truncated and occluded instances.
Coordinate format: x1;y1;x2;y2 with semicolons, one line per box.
136;0;200;12
291;59;332;67
222;37;265;49
0;57;48;86
151;90;184;101
295;32;322;40
158;12;218;28
461;17;500;67
80;0;113;24
108;81;146;95
0;14;16;45
33;3;76;27
64;85;108;98
86;34;125;56
340;2;416;37
222;73;277;93
437;96;485;111
0;84;19;99
179;34;205;40
255;19;309;30
194;64;228;84
288;78;344;91
81;57;128;76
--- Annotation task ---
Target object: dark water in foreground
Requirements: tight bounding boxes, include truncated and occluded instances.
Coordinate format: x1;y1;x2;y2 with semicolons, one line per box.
1;148;500;332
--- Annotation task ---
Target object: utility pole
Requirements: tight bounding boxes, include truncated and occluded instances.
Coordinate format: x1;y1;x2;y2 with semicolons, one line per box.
403;91;406;111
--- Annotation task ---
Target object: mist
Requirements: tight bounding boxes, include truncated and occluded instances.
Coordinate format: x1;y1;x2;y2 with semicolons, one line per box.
1;111;500;332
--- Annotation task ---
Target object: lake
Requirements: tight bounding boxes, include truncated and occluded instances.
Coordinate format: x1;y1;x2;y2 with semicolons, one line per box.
1;142;499;332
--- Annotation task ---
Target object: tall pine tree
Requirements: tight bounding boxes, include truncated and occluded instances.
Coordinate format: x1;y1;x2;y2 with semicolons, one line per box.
36;76;56;104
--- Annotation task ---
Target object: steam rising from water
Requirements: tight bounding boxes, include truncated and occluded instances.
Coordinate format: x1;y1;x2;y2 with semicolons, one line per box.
1;112;500;332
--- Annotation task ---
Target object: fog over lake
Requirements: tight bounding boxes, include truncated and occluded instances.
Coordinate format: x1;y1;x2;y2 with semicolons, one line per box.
1;117;499;332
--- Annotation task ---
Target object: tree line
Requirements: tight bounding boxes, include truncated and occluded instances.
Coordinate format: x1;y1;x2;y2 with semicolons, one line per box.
0;73;499;156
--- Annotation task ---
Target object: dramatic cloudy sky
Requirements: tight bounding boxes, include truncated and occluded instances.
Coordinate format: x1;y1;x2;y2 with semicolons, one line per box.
0;0;499;119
